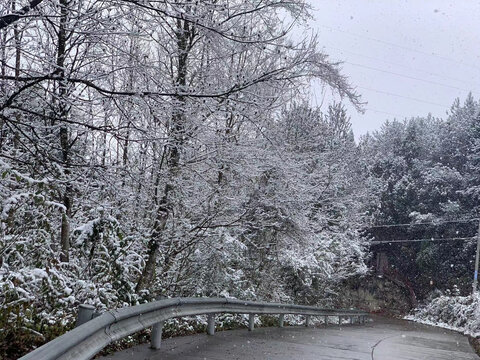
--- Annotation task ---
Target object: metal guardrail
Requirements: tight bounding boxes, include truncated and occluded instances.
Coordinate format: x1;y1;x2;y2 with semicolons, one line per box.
19;297;370;360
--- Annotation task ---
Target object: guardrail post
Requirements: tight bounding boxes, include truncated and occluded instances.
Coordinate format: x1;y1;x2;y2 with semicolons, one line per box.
76;304;95;327
324;315;328;326
248;314;255;331
207;313;215;335
151;320;164;349
279;314;284;327
305;315;310;327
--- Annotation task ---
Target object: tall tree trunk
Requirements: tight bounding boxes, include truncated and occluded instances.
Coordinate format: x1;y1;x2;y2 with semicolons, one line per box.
13;0;20;80
57;0;71;262
0;28;6;150
121;122;130;187
11;0;21;150
135;16;193;293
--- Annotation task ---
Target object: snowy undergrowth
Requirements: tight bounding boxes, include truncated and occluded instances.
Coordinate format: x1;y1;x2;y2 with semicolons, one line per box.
405;293;480;337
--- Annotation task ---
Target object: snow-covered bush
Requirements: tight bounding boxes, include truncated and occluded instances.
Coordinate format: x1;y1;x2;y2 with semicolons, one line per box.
405;293;480;337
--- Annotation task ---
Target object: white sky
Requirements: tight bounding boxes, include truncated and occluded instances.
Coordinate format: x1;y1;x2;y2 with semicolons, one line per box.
306;0;480;137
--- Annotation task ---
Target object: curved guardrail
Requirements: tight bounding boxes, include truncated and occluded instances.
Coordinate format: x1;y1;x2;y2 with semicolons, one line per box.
19;297;369;360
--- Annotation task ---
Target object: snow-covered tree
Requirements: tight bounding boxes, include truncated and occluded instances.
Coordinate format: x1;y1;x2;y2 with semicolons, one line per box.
0;1;370;357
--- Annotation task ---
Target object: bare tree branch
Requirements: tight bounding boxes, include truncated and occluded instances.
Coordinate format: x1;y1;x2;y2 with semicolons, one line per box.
0;0;46;30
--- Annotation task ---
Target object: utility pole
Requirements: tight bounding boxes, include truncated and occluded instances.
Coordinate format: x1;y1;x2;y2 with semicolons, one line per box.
473;220;480;293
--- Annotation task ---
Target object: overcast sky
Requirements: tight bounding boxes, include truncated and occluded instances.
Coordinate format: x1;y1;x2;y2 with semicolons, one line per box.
306;0;480;138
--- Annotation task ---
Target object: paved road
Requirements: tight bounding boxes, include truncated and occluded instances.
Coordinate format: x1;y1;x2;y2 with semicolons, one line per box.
103;316;478;360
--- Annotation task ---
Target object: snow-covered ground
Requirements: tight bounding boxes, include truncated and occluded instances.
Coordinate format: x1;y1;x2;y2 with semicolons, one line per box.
405;293;480;337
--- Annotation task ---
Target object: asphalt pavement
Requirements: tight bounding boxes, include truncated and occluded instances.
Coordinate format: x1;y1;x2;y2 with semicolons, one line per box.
103;316;478;360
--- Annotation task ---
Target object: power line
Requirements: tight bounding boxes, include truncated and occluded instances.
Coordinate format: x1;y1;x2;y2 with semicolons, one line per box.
322;45;480;88
357;86;448;108
346;61;475;94
369;218;480;229
316;27;480;117
318;24;480;72
365;108;406;118
371;236;476;245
